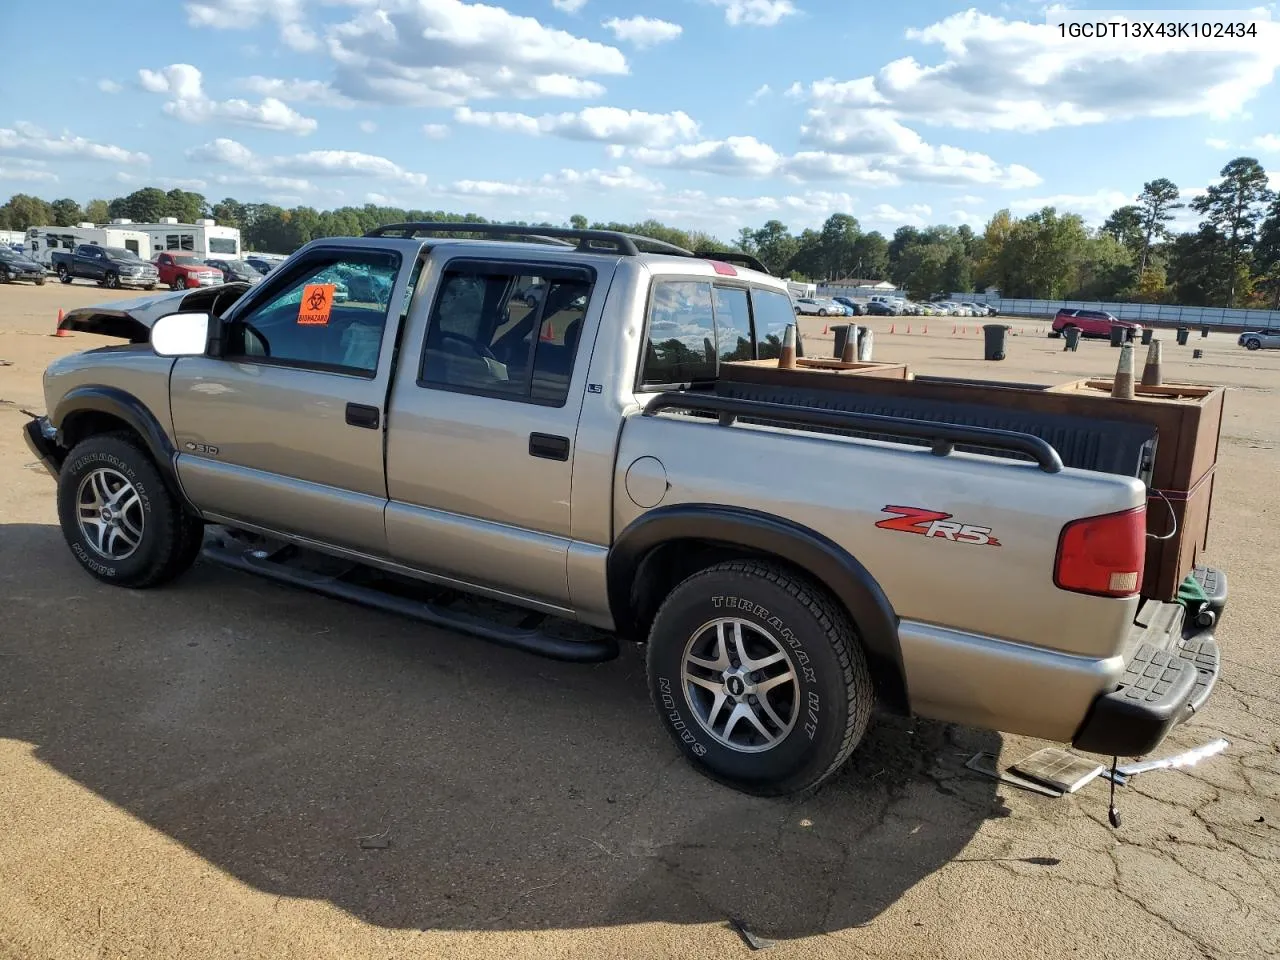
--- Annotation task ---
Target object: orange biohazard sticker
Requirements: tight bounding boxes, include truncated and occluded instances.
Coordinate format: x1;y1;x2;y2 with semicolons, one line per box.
297;284;335;325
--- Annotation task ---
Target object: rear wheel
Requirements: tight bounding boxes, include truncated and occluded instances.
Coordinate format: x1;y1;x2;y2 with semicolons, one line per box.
645;559;874;796
56;433;203;589
58;264;72;284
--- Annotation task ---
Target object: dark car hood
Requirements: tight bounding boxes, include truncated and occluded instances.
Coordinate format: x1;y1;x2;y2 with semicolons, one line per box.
107;257;153;268
57;283;254;342
1;255;42;269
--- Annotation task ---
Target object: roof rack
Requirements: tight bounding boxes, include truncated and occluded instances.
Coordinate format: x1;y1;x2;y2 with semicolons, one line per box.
362;222;778;271
694;250;771;275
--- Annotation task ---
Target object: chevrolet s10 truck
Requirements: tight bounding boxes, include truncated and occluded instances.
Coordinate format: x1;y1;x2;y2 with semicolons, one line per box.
23;223;1226;795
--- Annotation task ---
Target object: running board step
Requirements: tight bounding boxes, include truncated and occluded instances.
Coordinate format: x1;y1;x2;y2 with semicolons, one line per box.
1176;632;1220;715
200;541;619;664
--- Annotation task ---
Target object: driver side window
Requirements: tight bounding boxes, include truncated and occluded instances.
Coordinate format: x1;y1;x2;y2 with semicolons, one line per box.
223;251;401;376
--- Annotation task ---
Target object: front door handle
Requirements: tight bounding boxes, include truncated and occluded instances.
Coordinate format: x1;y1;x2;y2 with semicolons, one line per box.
529;432;570;461
345;403;380;429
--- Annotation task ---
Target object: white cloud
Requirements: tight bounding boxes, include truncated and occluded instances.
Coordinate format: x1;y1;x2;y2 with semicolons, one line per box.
1205;137;1231;149
645;189;863;234
359;120;378;133
1010;188;1134;223
184;0;318;51
747;84;771;105
950;209;985;228
602;16;682;48
956;194;983;206
707;0;797;27
631;136;782;176
543;165;663;191
98;79;122;94
239;76;356;108
455;105;698;146
115;172;209;190
0;122;149;164
139;64;318;135
783;82;805;99
0;158;58;183
422;123;451;139
866;203;932;228
214;173;317;193
1254;133;1280;152
820;10;1280;134
552;0;587;11
325;0;627;107
447;178;557;197
187;138;429;188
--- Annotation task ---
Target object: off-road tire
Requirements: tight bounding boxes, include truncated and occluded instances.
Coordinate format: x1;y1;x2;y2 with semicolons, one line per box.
645;559;874;796
104;272;120;289
58;265;72;284
56;433;203;589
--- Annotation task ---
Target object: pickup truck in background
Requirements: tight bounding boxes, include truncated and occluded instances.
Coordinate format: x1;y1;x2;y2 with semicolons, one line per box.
23;223;1226;797
153;252;225;290
51;244;159;290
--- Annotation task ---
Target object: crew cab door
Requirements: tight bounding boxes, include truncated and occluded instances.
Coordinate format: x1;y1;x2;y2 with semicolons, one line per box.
384;255;607;611
169;243;413;556
78;246;104;280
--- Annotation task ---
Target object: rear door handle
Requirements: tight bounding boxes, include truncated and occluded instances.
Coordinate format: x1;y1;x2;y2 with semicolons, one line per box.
528;432;570;461
345;403;381;429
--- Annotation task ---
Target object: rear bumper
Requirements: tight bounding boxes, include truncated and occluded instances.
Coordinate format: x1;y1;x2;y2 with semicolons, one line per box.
1072;573;1225;757
22;416;63;479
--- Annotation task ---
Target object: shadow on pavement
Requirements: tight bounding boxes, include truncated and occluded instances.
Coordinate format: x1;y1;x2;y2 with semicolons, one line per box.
1;521;1006;939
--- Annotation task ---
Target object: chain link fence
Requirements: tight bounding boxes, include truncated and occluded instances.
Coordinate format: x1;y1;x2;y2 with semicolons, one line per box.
953;295;1280;330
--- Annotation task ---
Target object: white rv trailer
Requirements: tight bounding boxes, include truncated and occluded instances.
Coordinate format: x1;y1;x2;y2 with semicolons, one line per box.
107;217;241;260
24;224;151;267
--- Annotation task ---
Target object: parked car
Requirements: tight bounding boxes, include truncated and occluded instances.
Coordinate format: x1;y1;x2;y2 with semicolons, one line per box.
154;252;225;290
205;258;265;285
0;245;48;285
51;245;159;289
831;296;863;316
1238;329;1280;351
1051;308;1139;339
794;297;834;316
820;298;854;316
245;257;278;275
864;299;897;316
24;222;1226;799
962;302;996;317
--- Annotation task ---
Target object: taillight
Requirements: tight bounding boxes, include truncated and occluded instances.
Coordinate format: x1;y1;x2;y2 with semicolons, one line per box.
1054;506;1146;597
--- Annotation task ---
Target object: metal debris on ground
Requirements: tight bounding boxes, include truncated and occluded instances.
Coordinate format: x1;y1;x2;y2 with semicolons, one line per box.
1116;737;1229;777
728;917;775;951
963;752;1064;798
356;829;391;850
1010;747;1106;794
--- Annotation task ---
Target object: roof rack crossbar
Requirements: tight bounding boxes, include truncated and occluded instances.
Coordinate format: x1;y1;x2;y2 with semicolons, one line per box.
364;221;641;255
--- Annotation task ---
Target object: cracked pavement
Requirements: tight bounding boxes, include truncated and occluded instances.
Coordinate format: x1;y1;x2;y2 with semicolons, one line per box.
1;286;1277;959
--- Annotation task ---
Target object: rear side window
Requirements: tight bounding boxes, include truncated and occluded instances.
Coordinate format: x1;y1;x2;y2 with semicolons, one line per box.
419;261;593;407
639;280;798;385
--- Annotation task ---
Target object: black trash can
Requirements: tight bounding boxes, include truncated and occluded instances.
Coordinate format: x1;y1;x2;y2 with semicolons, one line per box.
1109;324;1125;347
1063;326;1082;351
983;323;1009;361
1125;325;1138;342
1177;327;1190;346
1201;328;1210;338
1141;327;1154;345
833;323;853;359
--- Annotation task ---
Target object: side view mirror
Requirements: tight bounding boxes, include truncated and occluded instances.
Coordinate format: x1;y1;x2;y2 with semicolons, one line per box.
151;312;212;357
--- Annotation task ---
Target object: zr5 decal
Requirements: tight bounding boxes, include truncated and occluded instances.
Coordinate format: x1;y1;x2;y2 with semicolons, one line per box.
875;505;1001;547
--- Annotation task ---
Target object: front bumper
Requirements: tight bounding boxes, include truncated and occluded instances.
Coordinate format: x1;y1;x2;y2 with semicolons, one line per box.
1072;569;1225;757
23;416;64;479
120;275;160;287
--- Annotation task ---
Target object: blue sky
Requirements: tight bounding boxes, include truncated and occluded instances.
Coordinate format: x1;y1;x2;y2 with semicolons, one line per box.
2;0;1280;240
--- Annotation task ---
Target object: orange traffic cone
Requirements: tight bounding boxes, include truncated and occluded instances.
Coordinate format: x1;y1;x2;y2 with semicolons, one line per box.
889;323;895;334
952;324;957;335
822;323;829;335
906;324;912;334
53;308;70;337
923;325;928;334
540;321;555;342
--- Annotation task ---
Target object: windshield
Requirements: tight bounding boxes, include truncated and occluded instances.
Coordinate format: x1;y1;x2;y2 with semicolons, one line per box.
221;260;260;274
0;247;25;261
102;247;141;261
169;255;199;265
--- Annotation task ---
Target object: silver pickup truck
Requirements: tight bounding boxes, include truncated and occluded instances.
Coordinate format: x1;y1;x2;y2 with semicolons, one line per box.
23;223;1224;796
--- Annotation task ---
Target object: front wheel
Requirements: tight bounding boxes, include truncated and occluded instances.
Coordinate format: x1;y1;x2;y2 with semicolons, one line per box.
144;283;156;291
104;271;120;289
1246;339;1261;351
0;267;9;284
56;433;203;589
174;275;188;290
645;560;874;796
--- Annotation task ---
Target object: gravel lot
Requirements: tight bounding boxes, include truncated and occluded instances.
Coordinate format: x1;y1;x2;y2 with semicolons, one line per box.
1;281;1277;959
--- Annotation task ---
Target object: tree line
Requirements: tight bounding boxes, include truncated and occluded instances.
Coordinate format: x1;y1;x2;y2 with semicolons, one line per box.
3;155;1278;307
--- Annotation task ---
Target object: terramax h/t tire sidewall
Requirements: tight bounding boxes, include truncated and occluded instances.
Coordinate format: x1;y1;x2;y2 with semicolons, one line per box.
56;435;182;587
646;560;872;795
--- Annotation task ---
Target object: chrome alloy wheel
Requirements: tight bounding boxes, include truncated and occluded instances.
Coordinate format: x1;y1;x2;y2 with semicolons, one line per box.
681;617;800;753
76;467;145;560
